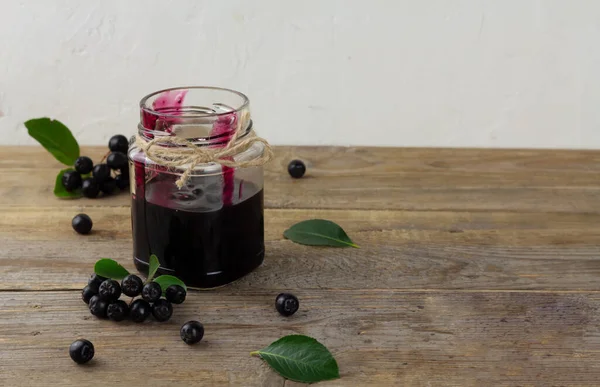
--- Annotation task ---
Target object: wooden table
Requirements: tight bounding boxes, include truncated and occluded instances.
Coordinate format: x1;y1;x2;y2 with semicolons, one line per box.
1;146;600;386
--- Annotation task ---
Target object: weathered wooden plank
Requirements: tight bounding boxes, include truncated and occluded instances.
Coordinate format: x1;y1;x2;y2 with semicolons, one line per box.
1;146;600;212
1;290;599;386
5;145;600;174
1;207;600;291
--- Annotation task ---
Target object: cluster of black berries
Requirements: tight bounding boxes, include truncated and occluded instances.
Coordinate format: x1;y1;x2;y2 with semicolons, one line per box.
69;291;299;364
82;274;187;323
62;135;130;198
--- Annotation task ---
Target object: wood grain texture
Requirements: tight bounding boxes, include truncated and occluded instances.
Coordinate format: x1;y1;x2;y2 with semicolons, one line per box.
2;145;600;386
1;206;599;291
1;146;599;212
1;290;600;386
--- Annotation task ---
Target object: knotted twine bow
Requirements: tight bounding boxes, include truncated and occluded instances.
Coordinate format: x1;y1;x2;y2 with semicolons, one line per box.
135;126;273;189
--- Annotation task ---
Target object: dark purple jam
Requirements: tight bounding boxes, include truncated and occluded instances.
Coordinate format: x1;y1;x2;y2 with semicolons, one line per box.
131;161;264;288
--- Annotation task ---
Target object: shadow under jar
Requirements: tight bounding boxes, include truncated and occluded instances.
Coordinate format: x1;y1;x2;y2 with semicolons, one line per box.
129;87;266;288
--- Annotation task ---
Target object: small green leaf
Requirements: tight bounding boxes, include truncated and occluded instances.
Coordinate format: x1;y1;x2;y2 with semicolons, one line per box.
94;258;130;280
25;117;80;166
153;275;187;294
54;168;81;199
250;335;340;383
147;254;160;282
284;219;359;248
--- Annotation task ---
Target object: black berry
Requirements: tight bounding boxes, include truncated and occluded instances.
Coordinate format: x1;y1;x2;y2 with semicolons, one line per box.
72;214;93;235
152;299;173;322
108;134;129;154
69;339;94;364
100;178;117;195
98;279;121;301
62;170;82;191
275;293;299;316
81;178;100;198
121;274;143;297
74;156;94;174
142;282;162;303
81;286;96;304
87;274;106;293
115;173;129;190
107;300;129;322
89;295;108;318
165;285;186;304
180;321;204;345
130;299;151;323
287;160;306;179
107;152;128;170
92;164;111;183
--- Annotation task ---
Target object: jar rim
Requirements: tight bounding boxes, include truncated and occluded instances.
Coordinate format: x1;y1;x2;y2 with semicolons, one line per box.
139;86;250;119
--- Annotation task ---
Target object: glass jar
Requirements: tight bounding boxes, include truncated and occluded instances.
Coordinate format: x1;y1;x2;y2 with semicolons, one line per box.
129;87;266;288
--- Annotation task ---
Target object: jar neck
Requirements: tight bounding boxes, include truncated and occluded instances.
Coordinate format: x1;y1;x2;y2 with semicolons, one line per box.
137;118;253;147
138;86;252;147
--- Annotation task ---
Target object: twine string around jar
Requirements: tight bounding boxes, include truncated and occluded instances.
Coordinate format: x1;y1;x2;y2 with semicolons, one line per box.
135;124;273;189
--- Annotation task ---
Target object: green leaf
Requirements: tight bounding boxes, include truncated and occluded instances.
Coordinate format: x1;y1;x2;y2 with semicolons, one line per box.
25;117;80;166
153;275;187;294
250;335;340;383
54;168;81;199
147;254;160;282
283;219;359;248
94;258;130;280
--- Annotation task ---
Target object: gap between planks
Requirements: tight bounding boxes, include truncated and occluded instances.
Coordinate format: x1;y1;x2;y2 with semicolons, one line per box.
2;204;600;216
3;289;600;294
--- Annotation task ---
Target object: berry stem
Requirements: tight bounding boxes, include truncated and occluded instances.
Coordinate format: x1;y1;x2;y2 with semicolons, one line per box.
100;150;110;163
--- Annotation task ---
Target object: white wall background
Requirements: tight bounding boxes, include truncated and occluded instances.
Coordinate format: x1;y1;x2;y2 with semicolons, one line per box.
1;0;599;148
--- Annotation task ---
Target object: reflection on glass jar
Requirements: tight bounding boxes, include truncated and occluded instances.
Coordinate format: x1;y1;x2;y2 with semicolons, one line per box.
129;87;266;288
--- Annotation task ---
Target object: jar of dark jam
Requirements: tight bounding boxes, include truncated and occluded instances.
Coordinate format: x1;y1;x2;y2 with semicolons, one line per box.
129;87;266;288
